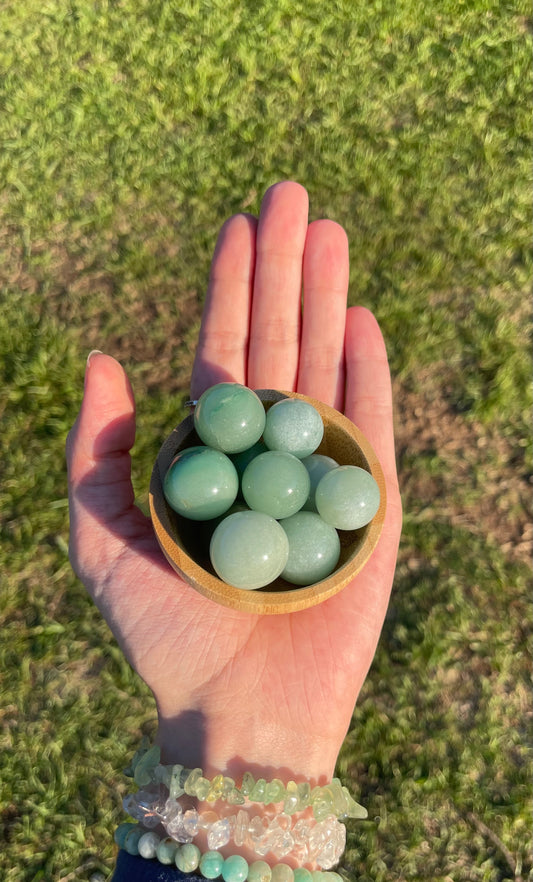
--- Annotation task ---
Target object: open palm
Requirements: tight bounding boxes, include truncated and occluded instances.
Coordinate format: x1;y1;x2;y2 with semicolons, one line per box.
67;182;402;785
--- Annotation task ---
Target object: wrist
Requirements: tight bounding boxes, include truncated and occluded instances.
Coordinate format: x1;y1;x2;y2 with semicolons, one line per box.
155;709;339;786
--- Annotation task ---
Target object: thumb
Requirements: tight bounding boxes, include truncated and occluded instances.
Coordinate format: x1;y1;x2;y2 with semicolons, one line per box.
66;351;152;585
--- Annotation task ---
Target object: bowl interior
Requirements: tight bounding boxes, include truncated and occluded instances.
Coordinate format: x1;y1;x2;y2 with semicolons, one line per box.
149;390;386;614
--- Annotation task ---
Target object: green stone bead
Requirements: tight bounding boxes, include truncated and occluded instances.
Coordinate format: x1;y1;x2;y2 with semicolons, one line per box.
242;451;311;519
206;773;225;801
200;850;225;879
326;874;344;882
315;465;380;530
248;860;272;882
227;786;246;805
138;831;160;859
164;446;239;521
114;822;138;848
156;837;178;864
284;780;300;814
264;778;285;804
154;764;172;788
221;776;237;798
301;454;339;512
280;511;340;586
342;787;368;819
329;779;348;814
195;776;211;799
133;744;161;786
123;826;144;855
293;870;313;882
231;440;269;479
311;786;335;821
210;511;289;590
184;767;203;795
169;764;185;798
297;781;311;806
222;854;249;882
250;777;267;802
194;383;266;453
271;864;294;882
241;771;255;796
175;843;201;872
263;398;324;458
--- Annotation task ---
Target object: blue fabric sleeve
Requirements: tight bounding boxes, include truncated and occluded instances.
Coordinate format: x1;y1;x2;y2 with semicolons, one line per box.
111;849;205;881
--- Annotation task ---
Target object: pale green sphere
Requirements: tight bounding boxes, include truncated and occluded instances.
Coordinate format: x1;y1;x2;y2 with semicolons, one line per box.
200;851;225;879
175;843;201;873
263;398;324;458
301;453;339;511
242;451;311;519
210;510;289;589
248;861;273;882
222;855;249;882
315;465;380;530
280;511;340;585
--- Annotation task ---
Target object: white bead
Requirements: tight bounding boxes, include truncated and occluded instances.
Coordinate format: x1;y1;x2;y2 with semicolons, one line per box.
138;831;160;859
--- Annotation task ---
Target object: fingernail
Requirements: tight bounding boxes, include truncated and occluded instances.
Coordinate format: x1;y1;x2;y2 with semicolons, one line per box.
86;349;103;366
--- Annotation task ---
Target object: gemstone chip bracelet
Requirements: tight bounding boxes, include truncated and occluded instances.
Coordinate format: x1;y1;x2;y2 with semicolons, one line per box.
122;788;346;869
126;740;367;822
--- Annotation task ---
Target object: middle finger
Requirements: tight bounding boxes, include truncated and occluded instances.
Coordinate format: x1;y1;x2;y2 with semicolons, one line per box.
247;181;309;391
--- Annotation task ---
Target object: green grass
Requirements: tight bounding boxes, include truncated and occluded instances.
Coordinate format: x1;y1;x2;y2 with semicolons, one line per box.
0;1;531;880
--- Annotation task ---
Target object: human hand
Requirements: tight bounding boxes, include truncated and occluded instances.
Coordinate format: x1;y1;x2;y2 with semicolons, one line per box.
66;181;401;787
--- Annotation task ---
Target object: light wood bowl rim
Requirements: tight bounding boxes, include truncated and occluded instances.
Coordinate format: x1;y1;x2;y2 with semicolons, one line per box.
149;389;386;614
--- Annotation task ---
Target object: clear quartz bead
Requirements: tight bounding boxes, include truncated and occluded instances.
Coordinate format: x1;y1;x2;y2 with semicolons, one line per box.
234;810;249;847
183;809;200;836
123;787;164;827
207;818;231;849
247;814;267;847
271;830;295;859
316;819;346;870
198;811;219;830
292;818;312;846
162;798;191;842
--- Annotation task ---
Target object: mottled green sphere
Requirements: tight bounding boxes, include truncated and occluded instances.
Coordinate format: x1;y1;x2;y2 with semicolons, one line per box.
194;383;266;453
163;446;238;520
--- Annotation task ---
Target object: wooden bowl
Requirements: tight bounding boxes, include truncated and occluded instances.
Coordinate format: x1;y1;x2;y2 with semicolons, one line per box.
149;390;386;614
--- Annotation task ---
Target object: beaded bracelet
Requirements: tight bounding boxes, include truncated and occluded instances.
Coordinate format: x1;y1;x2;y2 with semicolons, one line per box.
126;740;367;822
123;788;346;869
115;822;344;882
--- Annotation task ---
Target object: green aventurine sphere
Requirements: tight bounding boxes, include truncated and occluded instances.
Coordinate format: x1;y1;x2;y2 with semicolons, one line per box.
210;511;289;590
280;511;341;585
301;453;339;512
194;383;266;453
263;398;324;458
241;451;311;519
315;465;380;530
164;446;238;520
